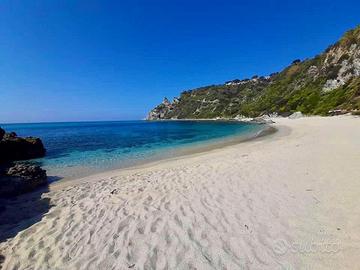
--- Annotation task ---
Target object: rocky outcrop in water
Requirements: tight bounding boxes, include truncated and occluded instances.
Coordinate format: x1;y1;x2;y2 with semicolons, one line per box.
0;127;47;197
0;129;46;163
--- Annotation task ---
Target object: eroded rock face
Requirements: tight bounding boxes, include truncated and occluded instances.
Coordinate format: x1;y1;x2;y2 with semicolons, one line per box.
0;163;47;198
147;97;175;120
322;42;360;92
0;132;46;163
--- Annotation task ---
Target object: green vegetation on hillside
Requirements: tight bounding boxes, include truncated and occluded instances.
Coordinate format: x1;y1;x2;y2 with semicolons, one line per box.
148;25;360;120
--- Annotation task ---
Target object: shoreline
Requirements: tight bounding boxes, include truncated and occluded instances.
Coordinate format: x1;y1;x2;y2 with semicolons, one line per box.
1;115;359;269
50;124;277;190
48;122;276;185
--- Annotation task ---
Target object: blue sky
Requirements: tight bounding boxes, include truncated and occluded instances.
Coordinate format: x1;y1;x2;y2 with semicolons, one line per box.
0;0;359;123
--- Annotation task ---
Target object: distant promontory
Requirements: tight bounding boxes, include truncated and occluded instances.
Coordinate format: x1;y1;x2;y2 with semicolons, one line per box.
148;25;360;120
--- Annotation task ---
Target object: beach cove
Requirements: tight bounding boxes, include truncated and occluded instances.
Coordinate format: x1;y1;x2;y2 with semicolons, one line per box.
0;120;270;181
0;116;359;269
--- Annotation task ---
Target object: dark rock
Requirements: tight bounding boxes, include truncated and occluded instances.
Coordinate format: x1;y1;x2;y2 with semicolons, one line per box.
7;163;47;180
328;109;348;116
0;127;47;198
0;127;5;140
0;135;46;163
279;112;292;117
3;132;17;140
0;163;47;198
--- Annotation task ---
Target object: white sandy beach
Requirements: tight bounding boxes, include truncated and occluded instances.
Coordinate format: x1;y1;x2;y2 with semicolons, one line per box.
0;116;359;270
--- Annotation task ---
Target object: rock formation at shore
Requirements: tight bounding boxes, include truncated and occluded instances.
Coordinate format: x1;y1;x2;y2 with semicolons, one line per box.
148;25;360;120
0;127;47;197
0;128;46;163
147;97;177;120
0;163;47;198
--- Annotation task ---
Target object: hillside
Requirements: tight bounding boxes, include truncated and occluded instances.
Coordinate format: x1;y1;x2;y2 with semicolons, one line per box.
147;25;360;120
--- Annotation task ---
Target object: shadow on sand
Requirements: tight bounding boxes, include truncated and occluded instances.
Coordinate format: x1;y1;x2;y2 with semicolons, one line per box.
0;184;52;268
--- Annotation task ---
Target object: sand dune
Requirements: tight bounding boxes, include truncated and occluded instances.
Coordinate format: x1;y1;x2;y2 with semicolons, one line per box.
1;116;359;269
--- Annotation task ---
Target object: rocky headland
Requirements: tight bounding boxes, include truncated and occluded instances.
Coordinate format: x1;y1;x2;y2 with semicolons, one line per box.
148;25;360;120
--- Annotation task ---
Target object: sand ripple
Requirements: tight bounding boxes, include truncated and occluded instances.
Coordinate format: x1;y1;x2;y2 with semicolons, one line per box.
1;116;359;269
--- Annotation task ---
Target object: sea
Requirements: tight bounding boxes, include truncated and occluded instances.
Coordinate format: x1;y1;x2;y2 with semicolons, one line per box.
1;120;268;181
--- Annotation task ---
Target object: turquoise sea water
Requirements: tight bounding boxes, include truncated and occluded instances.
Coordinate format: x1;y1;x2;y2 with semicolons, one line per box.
1;121;266;180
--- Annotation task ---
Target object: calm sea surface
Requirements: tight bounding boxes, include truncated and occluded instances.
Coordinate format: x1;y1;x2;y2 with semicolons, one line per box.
1;121;266;180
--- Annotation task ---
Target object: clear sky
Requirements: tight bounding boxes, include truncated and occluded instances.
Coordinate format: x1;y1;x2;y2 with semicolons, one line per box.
1;0;359;123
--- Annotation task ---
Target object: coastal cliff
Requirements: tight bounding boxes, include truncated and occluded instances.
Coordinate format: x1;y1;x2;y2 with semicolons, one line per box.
148;25;360;120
